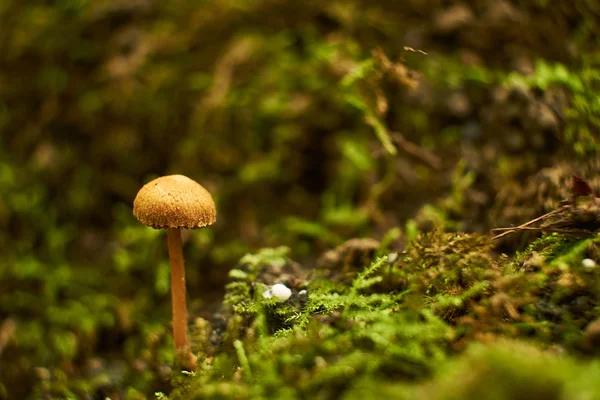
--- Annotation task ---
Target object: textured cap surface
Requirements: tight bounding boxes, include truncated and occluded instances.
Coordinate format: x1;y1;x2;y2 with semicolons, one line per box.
133;175;216;229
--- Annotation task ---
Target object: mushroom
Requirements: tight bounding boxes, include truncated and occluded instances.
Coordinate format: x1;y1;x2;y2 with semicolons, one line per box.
133;174;216;370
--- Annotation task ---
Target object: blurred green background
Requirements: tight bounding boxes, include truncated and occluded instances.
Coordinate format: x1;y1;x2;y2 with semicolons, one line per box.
0;0;598;398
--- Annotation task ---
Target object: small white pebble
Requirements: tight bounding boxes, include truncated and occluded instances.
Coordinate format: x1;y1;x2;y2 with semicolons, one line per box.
298;290;307;296
262;289;273;299
271;283;292;301
582;258;597;271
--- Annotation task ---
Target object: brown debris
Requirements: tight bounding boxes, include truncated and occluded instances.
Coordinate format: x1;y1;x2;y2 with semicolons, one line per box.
434;4;475;33
317;238;380;273
492;175;600;240
581;319;600;351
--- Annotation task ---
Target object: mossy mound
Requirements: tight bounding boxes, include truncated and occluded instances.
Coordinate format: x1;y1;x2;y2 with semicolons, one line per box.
163;231;600;399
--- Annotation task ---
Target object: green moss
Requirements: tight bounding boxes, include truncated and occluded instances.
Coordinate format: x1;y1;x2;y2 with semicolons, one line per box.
169;253;451;399
505;59;600;157
1;0;599;398
165;231;600;399
419;341;600;400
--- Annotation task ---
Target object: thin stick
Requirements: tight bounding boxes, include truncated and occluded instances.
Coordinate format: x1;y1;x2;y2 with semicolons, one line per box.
490;208;563;233
391;132;441;169
515;226;594;235
491;208;564;240
492;222;593;240
167;227;196;370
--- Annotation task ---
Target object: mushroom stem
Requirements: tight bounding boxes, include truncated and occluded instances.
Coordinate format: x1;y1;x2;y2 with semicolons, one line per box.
167;227;196;369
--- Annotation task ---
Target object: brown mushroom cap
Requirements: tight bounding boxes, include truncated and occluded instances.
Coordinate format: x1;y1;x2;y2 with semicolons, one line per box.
133;175;216;229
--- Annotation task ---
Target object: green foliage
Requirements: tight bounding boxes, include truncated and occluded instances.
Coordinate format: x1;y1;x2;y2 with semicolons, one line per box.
0;155;179;398
169;233;600;399
422;55;496;90
400;230;497;314
350;256;386;291
505;59;600;156
170;254;450;400
399;231;600;350
238;246;291;271
1;0;599;398
420;341;600;400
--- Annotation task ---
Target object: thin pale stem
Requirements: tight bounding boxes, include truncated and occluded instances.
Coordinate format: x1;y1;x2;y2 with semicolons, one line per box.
491;208;563;240
167;227;196;370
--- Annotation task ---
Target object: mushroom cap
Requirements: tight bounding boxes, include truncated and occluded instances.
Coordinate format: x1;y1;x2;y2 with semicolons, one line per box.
133;174;216;229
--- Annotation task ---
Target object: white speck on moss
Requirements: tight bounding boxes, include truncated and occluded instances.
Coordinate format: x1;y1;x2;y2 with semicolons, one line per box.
263;283;292;301
387;252;399;264
271;283;292;301
582;258;596;271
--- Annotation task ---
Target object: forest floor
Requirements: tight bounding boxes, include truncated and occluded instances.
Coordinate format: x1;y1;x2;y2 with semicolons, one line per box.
1;1;599;399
